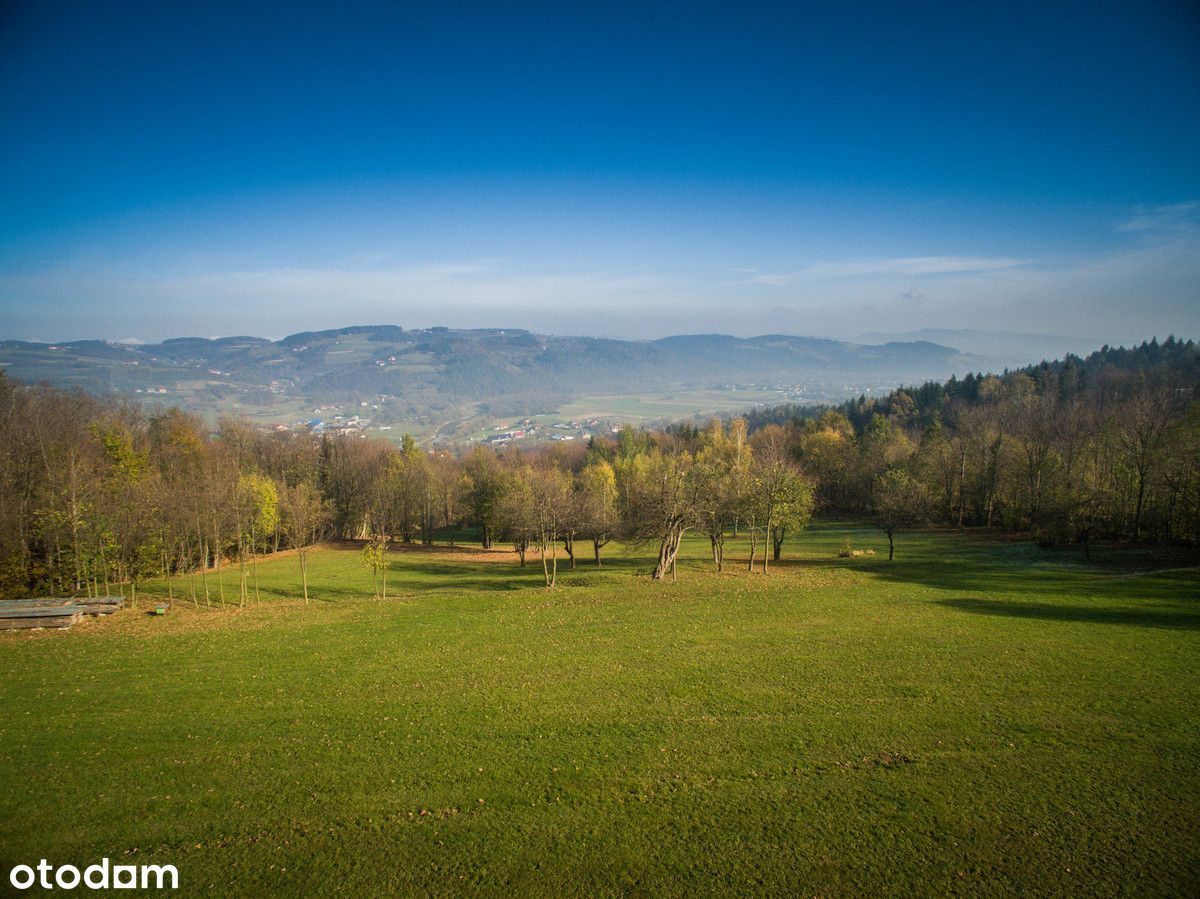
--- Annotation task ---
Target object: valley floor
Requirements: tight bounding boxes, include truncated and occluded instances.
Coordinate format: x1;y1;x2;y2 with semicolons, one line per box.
1;523;1197;896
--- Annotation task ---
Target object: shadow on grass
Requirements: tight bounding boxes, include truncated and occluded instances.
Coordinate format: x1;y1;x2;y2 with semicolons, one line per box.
835;536;1200;601
937;597;1200;630
379;556;652;594
383;560;533;593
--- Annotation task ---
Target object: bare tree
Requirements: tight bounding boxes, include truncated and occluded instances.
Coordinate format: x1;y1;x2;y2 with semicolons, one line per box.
280;482;328;604
531;464;572;587
1119;388;1174;542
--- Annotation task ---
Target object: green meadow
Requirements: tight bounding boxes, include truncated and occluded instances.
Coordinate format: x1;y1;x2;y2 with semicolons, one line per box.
1;523;1197;896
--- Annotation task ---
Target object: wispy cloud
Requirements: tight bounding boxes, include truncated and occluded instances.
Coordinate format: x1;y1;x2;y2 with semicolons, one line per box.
183;264;664;308
1116;202;1199;234
751;255;1029;284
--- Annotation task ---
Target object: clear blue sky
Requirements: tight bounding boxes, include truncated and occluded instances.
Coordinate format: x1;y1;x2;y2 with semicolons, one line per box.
1;0;1197;343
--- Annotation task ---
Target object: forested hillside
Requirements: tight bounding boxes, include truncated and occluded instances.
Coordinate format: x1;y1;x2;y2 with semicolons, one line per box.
739;337;1200;546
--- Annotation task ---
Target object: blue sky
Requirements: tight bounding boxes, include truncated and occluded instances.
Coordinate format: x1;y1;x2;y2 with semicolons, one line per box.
1;0;1197;343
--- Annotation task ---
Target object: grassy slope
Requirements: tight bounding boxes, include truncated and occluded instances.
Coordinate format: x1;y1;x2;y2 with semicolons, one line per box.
0;524;1197;896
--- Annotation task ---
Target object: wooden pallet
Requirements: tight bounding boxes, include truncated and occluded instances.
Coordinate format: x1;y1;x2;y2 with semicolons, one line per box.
0;605;84;630
2;596;123;615
76;597;123;615
0;595;124;629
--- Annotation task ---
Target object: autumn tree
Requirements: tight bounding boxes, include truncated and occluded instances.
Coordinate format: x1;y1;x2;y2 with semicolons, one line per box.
871;468;929;561
694;419;750;571
236;473;279;606
462;447;506;549
616;446;697;581
530;464;573;587
496;466;536;566
361;536;388;600
280;482;328;603
576;460;618;565
748;425;813;570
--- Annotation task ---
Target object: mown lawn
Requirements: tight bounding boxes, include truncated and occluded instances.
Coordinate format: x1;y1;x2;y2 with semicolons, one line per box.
1;523;1197;896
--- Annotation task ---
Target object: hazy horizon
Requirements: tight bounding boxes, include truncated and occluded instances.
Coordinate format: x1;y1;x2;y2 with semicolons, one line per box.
0;321;1155;356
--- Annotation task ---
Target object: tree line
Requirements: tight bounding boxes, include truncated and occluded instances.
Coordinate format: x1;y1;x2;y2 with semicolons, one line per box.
739;336;1200;553
1;336;1196;601
0;370;814;599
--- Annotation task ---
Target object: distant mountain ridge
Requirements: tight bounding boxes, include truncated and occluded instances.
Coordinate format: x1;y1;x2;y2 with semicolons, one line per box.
0;325;987;438
855;328;1106;367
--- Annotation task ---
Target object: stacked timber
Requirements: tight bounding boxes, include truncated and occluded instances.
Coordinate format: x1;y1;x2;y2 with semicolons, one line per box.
0;596;124;630
76;596;123;615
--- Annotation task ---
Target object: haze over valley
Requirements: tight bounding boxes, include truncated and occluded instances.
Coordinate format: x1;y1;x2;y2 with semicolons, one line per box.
1;324;1002;441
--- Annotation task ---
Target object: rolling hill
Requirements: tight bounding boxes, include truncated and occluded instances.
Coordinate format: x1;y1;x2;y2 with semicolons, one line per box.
0;326;985;440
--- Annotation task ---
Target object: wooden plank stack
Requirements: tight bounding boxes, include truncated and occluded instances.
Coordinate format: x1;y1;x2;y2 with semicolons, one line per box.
0;596;124;630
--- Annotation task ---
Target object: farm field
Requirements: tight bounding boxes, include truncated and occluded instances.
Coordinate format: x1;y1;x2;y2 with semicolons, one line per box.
555;388;793;422
0;523;1197;896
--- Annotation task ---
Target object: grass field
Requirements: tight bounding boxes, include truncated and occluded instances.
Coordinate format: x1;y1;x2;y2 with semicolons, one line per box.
556;388;791;421
1;524;1197;896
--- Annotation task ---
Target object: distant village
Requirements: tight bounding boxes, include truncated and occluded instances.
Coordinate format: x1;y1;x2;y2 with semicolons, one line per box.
480;418;618;446
255;398;623;446
104;346;900;445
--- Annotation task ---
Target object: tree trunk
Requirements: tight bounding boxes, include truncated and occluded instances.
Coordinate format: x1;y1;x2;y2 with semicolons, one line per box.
888;530;895;561
186;542;197;608
200;540;211;607
251;542;261;605
1133;472;1148;542
238;540;247;607
652;524;685;580
957;445;967;527
214;525;225;605
300;551;309;604
710;532;725;572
